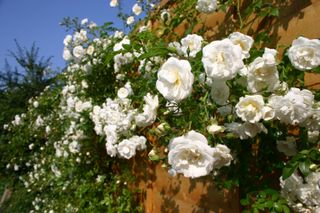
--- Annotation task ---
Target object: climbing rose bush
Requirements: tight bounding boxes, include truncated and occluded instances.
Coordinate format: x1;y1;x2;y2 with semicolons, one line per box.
2;0;320;212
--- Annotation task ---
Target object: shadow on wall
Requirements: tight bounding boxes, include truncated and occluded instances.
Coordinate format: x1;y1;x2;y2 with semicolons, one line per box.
154;0;316;47
130;154;240;213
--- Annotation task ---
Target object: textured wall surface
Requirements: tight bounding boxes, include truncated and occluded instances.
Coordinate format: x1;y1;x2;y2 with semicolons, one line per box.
130;156;239;213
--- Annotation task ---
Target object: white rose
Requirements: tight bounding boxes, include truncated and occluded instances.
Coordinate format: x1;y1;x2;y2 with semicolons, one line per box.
288;36;320;71
113;37;130;52
117;87;130;99
35;115;44;127
196;0;217;13
63;35;73;46
63;48;72;61
117;139;137;159
228;32;254;59
132;3;142;16
135;93;159;127
281;172;320;212
126;16;135;25
72;45;85;59
105;142;117;157
180;34;203;57
69;141;80;154
226;122;267;140
210;80;229;105
156;57;194;102
129;135;147;151
202;38;244;80
262;105;275;121
268;88;314;125
73;29;87;44
109;0;118;7
168;130;215;178
212;144;233;168
113;30;124;39
247;48;279;93
235;95;265;123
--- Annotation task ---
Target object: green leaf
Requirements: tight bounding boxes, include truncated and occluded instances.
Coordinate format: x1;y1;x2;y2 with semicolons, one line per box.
149;154;160;162
282;163;298;179
240;198;250;206
139;47;170;60
298;161;310;177
282;205;291;213
270;8;279;17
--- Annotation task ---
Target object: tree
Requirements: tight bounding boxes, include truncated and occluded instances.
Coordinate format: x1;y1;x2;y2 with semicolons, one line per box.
0;40;57;126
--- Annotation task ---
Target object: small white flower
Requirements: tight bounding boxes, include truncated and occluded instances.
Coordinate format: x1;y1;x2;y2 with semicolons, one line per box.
202;38;244;81
196;0;217;13
45;126;51;134
86;45;94;55
228;32;254;59
106;142;117;157
3;124;8;130
63;48;72;61
33;101;39;108
160;9;170;22
51;165;61;177
207;123;225;135
81;80;88;89
117;87;131;99
13;115;21;126
235;95;265;123
132;3;142;16
117;139;137;159
63;35;73;46
113;30;124;39
288;36;320;71
35;115;44;127
81;18;88;25
126;16;135;25
113;37;130;52
109;0;118;7
69;141;80;153
180;34;203;57
156;57;194;103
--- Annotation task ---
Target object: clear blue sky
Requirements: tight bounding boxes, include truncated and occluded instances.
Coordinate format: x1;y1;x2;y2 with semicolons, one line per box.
0;0;139;71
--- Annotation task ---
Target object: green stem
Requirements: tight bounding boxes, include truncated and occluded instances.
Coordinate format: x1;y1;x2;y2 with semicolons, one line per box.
237;0;244;30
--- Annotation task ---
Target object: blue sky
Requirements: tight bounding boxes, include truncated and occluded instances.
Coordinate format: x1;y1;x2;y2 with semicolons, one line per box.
0;0;139;71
